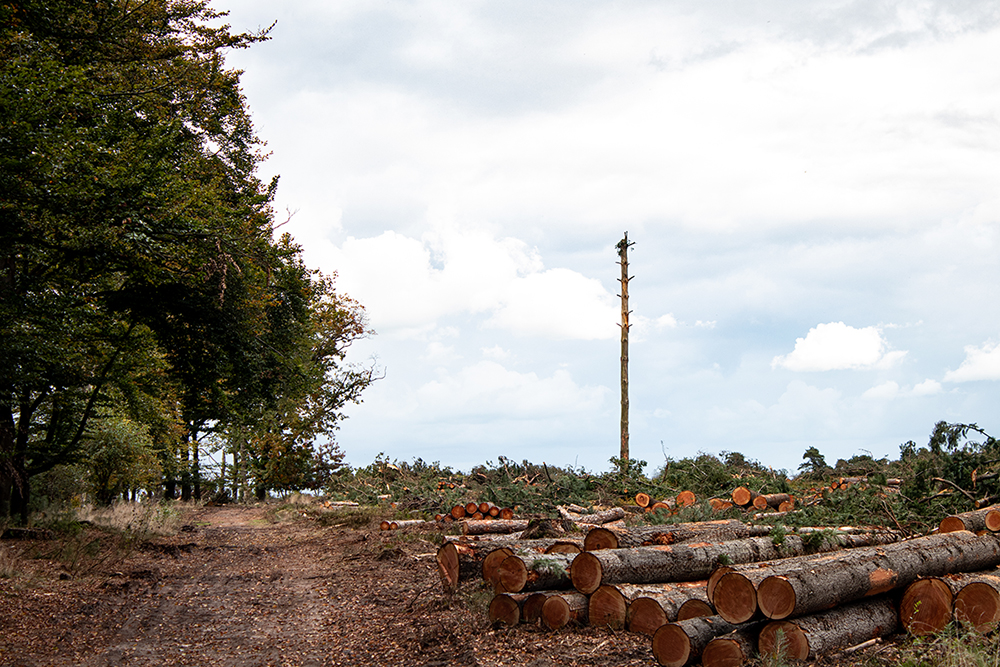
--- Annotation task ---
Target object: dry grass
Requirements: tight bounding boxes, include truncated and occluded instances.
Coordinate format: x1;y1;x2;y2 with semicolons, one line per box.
75;500;184;538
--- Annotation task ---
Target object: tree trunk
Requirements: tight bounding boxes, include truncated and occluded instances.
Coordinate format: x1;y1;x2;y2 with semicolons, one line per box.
541;592;588;629
588;585;627;629
461;519;529;535
731;487;758;508
584;520;771;551
651;615;748;667
617;581;711;636
939;504;1000;533
953;572;1000;633
495;552;576;593
752;493;791;511
753;531;1000;622
701;629;758;667
572;531;900;596
558;506;626;525
757;596;899;662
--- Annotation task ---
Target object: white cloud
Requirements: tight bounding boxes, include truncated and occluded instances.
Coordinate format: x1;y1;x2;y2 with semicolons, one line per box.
912;379;944;395
862;378;943;400
656;314;678;329
481;345;511;360
862;381;900;400
772;322;906;372
416;361;609;420
944;340;1000;381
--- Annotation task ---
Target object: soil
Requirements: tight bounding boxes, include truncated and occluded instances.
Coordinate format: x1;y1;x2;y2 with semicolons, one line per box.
0;503;654;667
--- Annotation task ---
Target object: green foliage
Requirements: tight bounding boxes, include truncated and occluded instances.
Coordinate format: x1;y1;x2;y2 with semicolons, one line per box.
798;446;831;480
86;416;161;506
898;623;1000;667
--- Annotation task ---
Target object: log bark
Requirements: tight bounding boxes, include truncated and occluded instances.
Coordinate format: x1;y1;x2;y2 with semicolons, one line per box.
495;552;576;593
753;531;1000;622
437;539;578;591
544;542;582;555
573;531;900;596
617;581;711;636
900;577;953;636
651;615;746;667
541;592;589;629
583;520;771;551
752;493;790;511
461;519;530;535
701;629;758;667
757;596;899;662
589;585;628;629
939;504;1000;534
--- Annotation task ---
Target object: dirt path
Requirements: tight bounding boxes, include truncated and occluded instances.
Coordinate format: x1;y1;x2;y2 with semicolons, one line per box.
0;504;651;667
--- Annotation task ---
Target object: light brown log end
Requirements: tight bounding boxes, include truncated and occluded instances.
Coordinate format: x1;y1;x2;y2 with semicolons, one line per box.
500;507;515;520
901;577;953;636
584;526;619;551
707;566;734;604
451;504;467;520
636;492;652;508
939;516;968;534
676;490;697;508
777;500;795;513
379;520;391;531
986;510;1000;532
955;581;1000;633
752;495;768;511
465;501;479;515
759;620;808;662
480;547;514;584
651;623;692;667
677;598;714;622
496;555;528;593
569;551;603;594
489;594;521;626
545;542;582;554
701;637;748;667
731;486;753;507
589;585;627;630
627;597;668;636
713;573;758;624
436;542;459;592
757;575;796;620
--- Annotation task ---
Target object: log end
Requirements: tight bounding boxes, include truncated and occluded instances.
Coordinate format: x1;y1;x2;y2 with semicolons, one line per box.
955;581;1000;633
713;573;758;624
635;492;652;508
584;526;619;551
757;575;796;620
707;566;734;604
627;597;667;636
542;596;571;630
939;516;968;534
545;542;582;555
651;623;692;667
589;585;627;630
731;486;752;507
901;577;953;636
481;547;514;585
986;510;1000;533
701;637;747;667
489;594;521;626
676;598;714;622
676;490;697;508
496;555;528;593
436;542;459;593
569;551;602;594
759;620;809;662
523;593;548;624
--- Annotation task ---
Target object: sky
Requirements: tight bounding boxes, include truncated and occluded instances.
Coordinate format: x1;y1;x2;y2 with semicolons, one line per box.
216;0;1000;476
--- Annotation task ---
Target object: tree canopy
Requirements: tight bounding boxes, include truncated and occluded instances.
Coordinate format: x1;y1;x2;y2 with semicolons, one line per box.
1;0;374;520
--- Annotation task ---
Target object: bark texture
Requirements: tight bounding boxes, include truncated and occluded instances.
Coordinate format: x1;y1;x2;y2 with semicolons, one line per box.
939;505;1000;534
495;552;576;593
461;519;530;535
583;520;771;551
616;582;711;636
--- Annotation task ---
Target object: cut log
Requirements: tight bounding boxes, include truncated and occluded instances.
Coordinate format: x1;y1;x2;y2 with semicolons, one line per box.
379;520;392;531
489;593;531;625
708;498;733;512
523;592;550;624
499;507;515;520
436;542;462;593
713;570;764;624
636;492;652;508
758;596;899;662
450;504;467;520
488;505;501;518
951;573;1000;633
731;487;758;508
481;547;514;586
676;490;697;508
576;506;627;525
752;531;1000;622
495;552;576;593
544;542;582;555
465;501;479;515
589;585;628;629
573;531;900;596
478;501;495;515
900;577;953;636
651;615;744;667
649;500;675;513
461;519;530;535
617;581;711;636
583;520;771;551
701;629;758;667
541;592;589;629
752;493;790;511
777;499;795;513
939;504;1000;534
677;598;714;621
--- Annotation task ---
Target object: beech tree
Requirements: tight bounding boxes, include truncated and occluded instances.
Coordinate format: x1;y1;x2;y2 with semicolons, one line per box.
0;1;373;521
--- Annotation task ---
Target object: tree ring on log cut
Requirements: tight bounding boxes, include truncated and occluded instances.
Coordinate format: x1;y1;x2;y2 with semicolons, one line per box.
523;593;548;624
676;598;714;621
758;620;809;662
541;594;587;629
589;585;627;630
701;636;747;667
436;542;459;591
584;526;618;551
651;623;692;667
496;555;528;593
757;575;795;619
481;547;513;584
489;594;520;626
713;572;757;624
955;581;1000;633
569;551;602;594
627;597;667;636
901;577;953;636
987;510;1000;532
707;566;734;604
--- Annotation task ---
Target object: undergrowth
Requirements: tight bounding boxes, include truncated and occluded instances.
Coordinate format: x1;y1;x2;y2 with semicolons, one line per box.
898;624;1000;667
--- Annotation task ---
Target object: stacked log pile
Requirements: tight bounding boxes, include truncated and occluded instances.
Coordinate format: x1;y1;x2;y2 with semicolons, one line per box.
435;508;1000;665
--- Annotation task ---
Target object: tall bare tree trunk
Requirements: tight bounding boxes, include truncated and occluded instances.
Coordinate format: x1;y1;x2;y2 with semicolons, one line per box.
616;233;633;465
